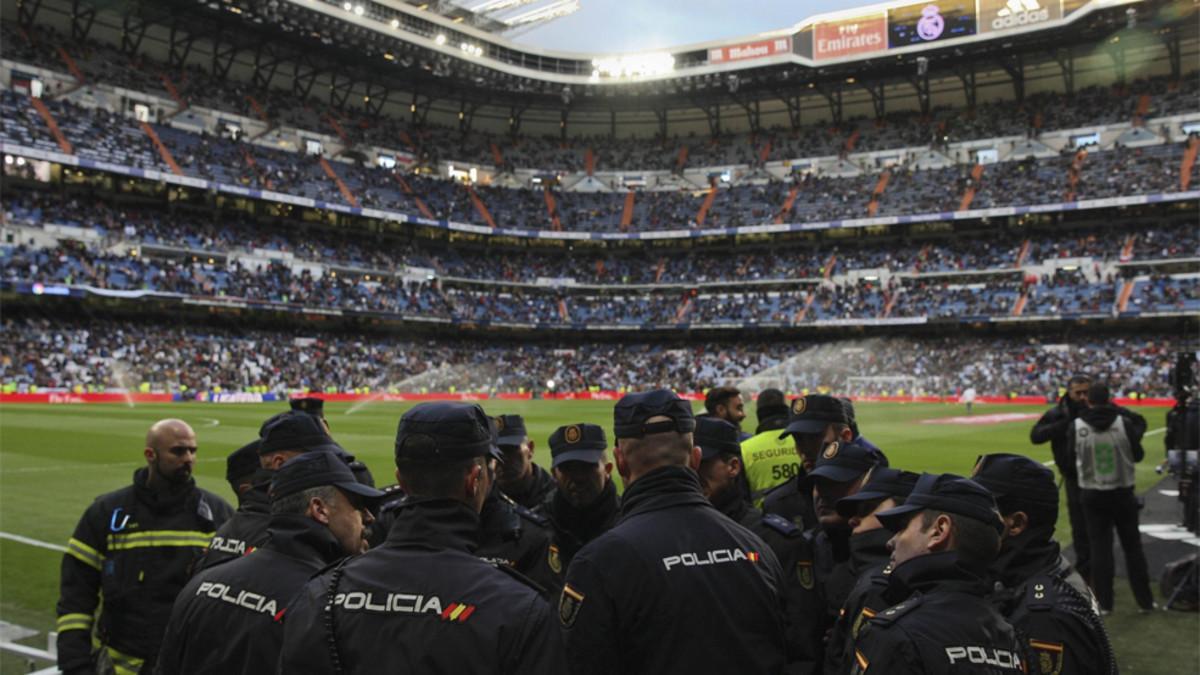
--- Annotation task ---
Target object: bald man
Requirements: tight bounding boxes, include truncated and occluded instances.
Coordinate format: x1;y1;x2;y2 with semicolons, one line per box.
56;419;234;675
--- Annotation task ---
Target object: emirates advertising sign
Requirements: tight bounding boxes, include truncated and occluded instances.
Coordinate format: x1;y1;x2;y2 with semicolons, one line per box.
812;14;888;61
887;1;978;47
978;0;1063;33
709;37;793;64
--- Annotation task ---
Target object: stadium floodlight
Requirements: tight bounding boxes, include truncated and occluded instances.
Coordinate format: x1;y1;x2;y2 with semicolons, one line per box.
342;1;352;10
546;379;556;391
591;52;675;80
390;18;400;28
353;4;364;16
435;33;447;45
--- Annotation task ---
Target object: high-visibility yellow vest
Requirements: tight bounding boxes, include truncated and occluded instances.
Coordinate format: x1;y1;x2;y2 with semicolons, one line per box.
740;428;802;508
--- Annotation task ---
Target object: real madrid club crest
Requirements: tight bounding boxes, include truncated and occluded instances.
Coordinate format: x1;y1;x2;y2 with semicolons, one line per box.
791;397;807;415
559;584;585;628
796;560;814;590
548;544;563;574
565;425;582;444
823;441;840;460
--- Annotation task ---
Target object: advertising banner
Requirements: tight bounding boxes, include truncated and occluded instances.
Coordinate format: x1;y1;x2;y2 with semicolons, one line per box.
887;1;977;47
812;14;887;61
708;37;792;64
979;0;1062;33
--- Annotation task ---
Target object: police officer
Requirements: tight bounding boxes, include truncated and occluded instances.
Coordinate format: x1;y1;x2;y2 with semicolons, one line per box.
157;450;383;674
762;394;854;529
839;397;882;454
198;412;352;571
695;416;825;673
224;439;263;500
290;396;330;432
972;453;1117;674
849;473;1024;674
1030;375;1092;581
478;436;562;591
560;389;788;675
741;388;802;508
536;423;620;575
56;419;234;675
279;402;566;673
825;467;919;674
195;440;270;571
493;414;555;508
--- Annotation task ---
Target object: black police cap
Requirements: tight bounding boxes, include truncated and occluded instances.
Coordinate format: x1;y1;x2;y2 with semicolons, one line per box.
269;450;385;502
835;466;920;518
549;423;608;468
493;414;528;447
395;402;502;463
778;394;848;438
695;417;742;461
613;389;696;440
876;473;1005;534
971;453;1059;509
225;440;262;483
805;439;889;485
290;396;326;417
259;411;349;458
756;388;788;418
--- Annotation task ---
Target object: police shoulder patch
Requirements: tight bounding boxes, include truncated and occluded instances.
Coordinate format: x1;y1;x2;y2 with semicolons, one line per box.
559;584;585;628
1030;639;1065;675
870;594;923;626
1025;576;1056;611
547;544;563;575
761;513;800;537
795;560;815;590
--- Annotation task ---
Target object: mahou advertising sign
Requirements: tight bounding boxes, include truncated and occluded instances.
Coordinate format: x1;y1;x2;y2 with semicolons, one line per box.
709;37;792;64
813;14;887;61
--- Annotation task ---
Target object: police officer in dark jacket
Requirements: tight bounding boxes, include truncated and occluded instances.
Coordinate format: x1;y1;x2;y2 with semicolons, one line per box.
973;453;1117;674
560;389;788;675
536;423;621;576
839;398;883;455
197;412;356;571
824;467;919;674
763;395;854;530
494;414;556;508
280;402;566;674
849;474;1024;674
196;441;271;571
696;417;825;674
56;419;234;675
478;469;562;592
1030;375;1092;581
157;450;383;674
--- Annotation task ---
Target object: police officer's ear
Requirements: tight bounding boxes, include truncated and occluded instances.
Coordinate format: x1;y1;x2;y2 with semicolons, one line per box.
837;426;853;442
726;456;743;479
687;445;702;471
927;513;955;552
307;494;333;526
614;445;630;482
143;446;157;464
524;439;535;461
1001;511;1029;539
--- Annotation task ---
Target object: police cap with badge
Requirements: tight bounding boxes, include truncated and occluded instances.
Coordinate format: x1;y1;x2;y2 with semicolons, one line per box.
225;439;262;484
804;438;888;486
875;472;1006;534
259;411;349;458
695;417;741;461
270;450;385;503
836;466;920;518
779;394;848;438
613;389;696;440
549;423;608;468
394;402;505;464
493;414;529;448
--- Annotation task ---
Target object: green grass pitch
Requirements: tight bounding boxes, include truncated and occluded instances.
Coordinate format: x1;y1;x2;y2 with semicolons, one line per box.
1;400;1194;672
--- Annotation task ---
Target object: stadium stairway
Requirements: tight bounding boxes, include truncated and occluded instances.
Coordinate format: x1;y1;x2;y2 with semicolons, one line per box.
393;175;435;219
674;296;693;322
675;145;689;172
695;181;719;226
654;257;667;283
1120;235;1137;262
29;97;73;154
758;139;772;165
1116;279;1136;313
1011;289;1029;316
958;164;984;211
867;169;891;216
542;188;563;231
915;244;932;273
490;143;504;167
323;112;351;150
880;288;902;318
1015;239;1032;267
844;130;860;153
620;191;635;231
557;298;569;322
240;146;272;190
774;184;800;224
1133;93;1152;127
318;157;360;207
138;121;184;176
1181;137;1198;191
584;147;595;176
54;46;87;87
245;95;270;125
467;186;498;228
823;254;838;280
795;291;816;323
159;74;188;118
1066;149;1088;201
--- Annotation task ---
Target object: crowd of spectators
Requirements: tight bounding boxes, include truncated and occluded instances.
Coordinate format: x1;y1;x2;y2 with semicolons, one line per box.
0;316;1184;398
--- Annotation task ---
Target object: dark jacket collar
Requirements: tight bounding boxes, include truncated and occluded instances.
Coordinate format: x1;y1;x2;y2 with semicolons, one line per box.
619;466;712;522
849;528;893;575
238;483;271;515
385;497;481;553
264;514;346;566
547;478;620;535
990;526;1062;589
755;414;790;435
885;551;990;605
132;467;196;513
712;485;750;521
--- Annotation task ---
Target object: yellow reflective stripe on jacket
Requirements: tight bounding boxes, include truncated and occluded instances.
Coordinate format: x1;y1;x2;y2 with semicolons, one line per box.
66;537;104;570
107;529;213;551
104;645;145;675
56;613;93;633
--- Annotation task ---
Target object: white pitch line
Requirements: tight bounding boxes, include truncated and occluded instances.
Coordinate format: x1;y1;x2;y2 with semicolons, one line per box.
1145;427;1166;436
197;417;221;427
0;531;66;553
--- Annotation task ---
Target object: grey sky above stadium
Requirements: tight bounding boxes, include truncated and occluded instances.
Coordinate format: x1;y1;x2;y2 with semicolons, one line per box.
511;0;853;53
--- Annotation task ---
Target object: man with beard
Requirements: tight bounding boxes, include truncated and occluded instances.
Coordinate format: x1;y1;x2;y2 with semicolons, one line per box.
493;414;555;509
762;395;854;529
972;453;1116;674
824;467;919;674
536;423;621;577
56;419;234;675
701;386;750;440
1030;375;1092;582
695;417;825;672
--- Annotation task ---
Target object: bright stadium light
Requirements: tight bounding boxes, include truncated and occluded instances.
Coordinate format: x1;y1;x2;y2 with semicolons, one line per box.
546;379;556;391
353;4;364;16
591;52;675;80
342;1;352;10
435;33;447;45
390;18;400;28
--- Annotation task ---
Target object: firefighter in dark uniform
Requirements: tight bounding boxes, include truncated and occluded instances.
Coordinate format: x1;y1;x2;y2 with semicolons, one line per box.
56;419;234;675
695;416;825;673
824;467;919;674
849;473;1024;674
157;449;383;674
197;412;356;571
279;402;566;674
1030;375;1092;581
762;394;854;530
972;453;1117;674
536;423;621;575
494;414;556;508
560;389;788;675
